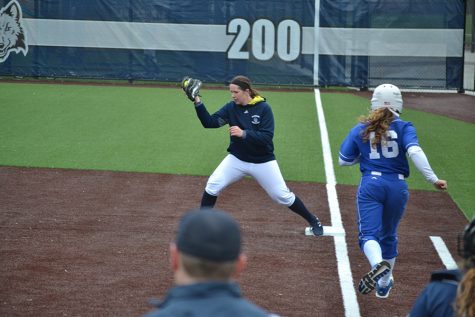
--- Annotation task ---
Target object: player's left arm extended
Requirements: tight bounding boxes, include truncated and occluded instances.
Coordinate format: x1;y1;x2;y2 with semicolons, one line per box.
407;145;447;190
402;123;446;189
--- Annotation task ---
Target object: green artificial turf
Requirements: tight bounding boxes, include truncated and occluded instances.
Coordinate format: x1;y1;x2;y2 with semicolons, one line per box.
0;83;222;175
0;82;473;219
0;83;322;180
263;90;324;182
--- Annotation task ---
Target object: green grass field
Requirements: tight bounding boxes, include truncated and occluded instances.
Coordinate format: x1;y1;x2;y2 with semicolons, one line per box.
0;82;473;219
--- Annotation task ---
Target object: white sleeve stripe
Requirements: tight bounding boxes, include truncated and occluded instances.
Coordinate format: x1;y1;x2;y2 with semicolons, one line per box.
339;152;355;161
405;142;419;150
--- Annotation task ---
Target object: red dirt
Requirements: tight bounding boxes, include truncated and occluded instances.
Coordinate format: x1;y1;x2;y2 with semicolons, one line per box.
340;90;475;124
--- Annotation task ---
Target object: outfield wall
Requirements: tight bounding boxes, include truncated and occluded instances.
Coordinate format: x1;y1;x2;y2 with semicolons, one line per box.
0;0;465;89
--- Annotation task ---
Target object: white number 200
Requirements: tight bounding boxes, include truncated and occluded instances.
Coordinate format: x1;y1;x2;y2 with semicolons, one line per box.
227;18;301;62
369;130;399;159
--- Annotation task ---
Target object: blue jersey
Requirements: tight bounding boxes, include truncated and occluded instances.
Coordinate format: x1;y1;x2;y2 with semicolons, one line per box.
339;118;419;177
195;99;275;163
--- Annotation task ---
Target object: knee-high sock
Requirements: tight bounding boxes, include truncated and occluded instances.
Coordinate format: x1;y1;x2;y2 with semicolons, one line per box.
288;196;317;224
201;191;217;208
363;240;383;268
379;257;396;286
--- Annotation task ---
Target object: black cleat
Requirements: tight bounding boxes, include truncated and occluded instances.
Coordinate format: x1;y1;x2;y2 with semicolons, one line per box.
310;217;324;236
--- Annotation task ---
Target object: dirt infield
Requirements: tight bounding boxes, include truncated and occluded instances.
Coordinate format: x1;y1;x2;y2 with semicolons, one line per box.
0;166;467;317
329;90;475;124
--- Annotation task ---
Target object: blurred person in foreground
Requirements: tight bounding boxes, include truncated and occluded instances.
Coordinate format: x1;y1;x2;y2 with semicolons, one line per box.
143;208;279;317
408;216;475;317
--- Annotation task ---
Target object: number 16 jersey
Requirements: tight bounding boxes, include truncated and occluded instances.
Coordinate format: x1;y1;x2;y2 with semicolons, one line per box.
339;118;420;178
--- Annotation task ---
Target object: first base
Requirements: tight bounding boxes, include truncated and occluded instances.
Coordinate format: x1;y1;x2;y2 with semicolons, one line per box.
305;226;345;237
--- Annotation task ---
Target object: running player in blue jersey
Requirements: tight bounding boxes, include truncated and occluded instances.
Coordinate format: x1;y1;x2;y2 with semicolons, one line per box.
184;75;324;236
338;84;447;298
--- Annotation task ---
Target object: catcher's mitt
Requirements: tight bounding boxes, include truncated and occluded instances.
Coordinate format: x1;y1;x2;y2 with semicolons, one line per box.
181;76;202;102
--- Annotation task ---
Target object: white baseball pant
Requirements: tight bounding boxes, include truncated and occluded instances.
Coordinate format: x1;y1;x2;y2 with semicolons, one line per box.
205;154;296;206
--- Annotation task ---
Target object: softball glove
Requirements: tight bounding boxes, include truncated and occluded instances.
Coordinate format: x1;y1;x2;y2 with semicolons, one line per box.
181;76;202;102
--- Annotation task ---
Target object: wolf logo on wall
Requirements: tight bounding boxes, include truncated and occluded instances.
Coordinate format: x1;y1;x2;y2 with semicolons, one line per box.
0;0;28;63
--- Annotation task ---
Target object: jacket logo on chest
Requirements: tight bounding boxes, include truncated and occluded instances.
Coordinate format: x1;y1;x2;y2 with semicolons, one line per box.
251;115;261;125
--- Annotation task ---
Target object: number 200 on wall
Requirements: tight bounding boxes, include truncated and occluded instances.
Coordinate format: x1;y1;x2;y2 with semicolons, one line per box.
226;18;302;62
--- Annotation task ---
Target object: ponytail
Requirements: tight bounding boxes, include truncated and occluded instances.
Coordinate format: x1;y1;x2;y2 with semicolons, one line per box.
359;107;395;148
456;260;475;317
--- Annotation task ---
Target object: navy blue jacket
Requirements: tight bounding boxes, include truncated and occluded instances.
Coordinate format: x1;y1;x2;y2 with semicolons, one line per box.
409;269;462;317
194;98;275;163
143;282;272;317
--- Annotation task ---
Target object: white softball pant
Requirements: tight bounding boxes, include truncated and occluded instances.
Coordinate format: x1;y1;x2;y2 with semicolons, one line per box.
205;154;296;206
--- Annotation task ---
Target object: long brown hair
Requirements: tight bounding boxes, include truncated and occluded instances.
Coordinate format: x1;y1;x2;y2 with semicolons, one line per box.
230;75;261;98
455;217;475;317
359;107;395;148
456;267;475;317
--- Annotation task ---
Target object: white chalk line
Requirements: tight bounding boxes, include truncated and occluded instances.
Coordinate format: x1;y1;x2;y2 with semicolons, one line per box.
430;236;458;270
314;88;360;317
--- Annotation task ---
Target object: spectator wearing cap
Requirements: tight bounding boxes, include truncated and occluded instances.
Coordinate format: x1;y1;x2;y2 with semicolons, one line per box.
143;208;278;317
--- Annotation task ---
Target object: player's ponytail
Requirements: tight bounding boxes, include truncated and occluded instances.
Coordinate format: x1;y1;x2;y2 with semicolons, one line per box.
456;266;475;317
359;108;395;148
456;217;475;317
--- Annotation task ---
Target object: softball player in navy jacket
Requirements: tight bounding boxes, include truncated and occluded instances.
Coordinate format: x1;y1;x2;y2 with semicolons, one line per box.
189;75;323;236
339;84;447;298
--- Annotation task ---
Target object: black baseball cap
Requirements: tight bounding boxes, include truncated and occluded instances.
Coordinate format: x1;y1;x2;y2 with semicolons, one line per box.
176;208;241;262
